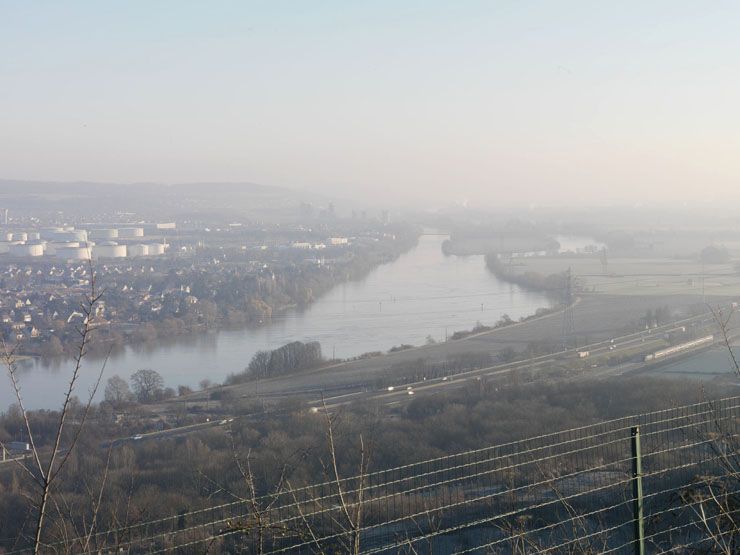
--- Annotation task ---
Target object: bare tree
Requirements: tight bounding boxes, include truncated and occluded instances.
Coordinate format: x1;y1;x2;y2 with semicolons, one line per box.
675;302;740;553
104;374;132;407
321;399;370;555
1;259;106;553
708;303;740;377
130;368;164;402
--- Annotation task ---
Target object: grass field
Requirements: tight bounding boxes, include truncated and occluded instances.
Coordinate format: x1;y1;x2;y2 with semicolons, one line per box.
504;256;740;297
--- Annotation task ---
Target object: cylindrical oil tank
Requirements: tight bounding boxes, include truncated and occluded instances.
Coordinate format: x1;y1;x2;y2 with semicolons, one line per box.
40;227;64;240
118;227;144;238
127;244;149;257
27;232;41;241
93;242;127;258
12;232;28;242
2;233;12;242
45;241;81;256
55;246;92;260
53;230;88;243
147;243;166;255
89;228;118;240
9;243;44;257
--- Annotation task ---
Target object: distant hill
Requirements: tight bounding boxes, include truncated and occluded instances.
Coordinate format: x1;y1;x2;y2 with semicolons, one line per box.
0;179;328;221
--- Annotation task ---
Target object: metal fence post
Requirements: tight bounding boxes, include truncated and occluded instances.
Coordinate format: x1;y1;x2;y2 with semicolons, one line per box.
631;426;645;555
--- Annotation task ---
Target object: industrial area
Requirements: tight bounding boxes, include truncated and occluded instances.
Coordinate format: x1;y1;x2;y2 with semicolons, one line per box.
0;219;173;260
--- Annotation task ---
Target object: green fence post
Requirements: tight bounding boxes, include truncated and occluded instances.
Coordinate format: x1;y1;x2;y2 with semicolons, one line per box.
631;426;645;555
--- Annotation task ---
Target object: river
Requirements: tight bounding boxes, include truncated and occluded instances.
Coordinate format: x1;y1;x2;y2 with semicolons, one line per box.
4;234;552;409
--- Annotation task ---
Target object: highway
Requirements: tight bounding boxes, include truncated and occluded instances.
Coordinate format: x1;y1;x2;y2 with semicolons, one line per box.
11;305;720;455
311;313;720;411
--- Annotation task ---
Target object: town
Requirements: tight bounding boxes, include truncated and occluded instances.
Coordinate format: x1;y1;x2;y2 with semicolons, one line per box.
0;214;417;357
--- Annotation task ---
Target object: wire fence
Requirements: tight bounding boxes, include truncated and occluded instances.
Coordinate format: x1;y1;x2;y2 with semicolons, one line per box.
29;396;740;553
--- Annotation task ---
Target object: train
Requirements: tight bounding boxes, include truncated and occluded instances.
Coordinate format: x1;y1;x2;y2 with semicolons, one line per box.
644;335;714;362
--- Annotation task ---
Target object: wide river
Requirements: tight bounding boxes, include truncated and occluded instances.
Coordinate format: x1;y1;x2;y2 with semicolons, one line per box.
4;234;552;409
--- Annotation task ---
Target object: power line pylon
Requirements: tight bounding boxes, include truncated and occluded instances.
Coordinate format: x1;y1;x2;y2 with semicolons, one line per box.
562;267;577;351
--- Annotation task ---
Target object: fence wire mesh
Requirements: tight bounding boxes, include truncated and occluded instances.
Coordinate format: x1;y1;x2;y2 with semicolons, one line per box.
27;396;740;554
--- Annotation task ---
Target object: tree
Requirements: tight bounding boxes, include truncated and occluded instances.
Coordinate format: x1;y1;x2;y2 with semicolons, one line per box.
178;385;193;396
1;259;106;553
247;350;272;378
130;369;164;403
104;375;132;407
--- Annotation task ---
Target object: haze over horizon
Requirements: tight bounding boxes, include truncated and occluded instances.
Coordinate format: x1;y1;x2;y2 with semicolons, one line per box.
3;1;740;207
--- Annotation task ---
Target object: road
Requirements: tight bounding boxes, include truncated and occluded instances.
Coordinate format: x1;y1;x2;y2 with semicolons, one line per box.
102;307;722;451
78;294;736;449
312;316;720;412
197;293;721;401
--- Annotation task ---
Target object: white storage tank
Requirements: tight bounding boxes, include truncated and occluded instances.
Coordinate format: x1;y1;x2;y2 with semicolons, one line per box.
9;243;44;257
89;228;118;240
147;243;166;255
3;232;13;241
94;242;127;258
55;246;92;260
12;232;28;242
53;230;88;243
27;232;40;241
45;241;81;256
118;227;144;238
40;227;64;240
127;244;149;257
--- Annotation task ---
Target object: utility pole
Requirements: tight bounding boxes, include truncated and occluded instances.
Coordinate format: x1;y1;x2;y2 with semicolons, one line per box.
561;267;577;350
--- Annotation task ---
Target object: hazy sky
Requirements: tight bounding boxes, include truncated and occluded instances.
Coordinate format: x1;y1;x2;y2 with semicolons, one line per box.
2;1;740;207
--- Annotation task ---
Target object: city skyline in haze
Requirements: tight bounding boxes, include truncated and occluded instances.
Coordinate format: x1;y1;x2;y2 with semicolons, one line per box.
2;1;740;208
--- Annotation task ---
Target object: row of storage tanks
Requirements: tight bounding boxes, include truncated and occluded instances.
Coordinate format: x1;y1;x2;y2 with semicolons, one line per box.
0;241;167;259
1;227;166;260
4;227;146;243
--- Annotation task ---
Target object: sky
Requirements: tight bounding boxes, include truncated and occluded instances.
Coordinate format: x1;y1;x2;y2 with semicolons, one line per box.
2;1;740;208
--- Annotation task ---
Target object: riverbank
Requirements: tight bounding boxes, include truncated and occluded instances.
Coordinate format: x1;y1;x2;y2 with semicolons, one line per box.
4;234;553;409
484;253;568;299
19;230;421;363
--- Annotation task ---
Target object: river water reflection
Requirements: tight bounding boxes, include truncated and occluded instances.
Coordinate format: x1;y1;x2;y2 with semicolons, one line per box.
5;234;551;409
